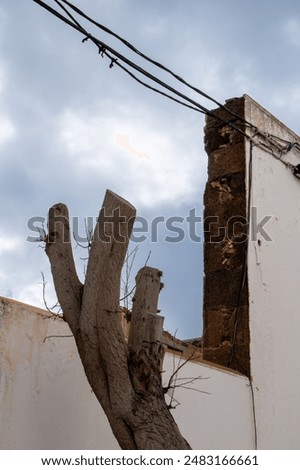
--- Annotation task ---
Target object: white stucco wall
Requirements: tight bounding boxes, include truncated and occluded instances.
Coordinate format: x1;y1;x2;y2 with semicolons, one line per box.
0;297;253;450
0;298;117;450
163;354;254;450
245;96;300;449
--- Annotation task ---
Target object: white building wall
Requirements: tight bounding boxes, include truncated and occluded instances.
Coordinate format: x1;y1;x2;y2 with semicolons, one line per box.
0;297;253;450
163;354;254;450
0;298;117;450
245;96;300;449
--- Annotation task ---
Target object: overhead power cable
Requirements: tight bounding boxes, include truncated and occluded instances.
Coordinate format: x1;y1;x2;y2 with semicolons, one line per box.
57;0;256;129
32;0;256;139
33;0;300;168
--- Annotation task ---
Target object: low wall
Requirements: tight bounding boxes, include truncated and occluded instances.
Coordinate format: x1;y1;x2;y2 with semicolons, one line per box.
0;297;253;449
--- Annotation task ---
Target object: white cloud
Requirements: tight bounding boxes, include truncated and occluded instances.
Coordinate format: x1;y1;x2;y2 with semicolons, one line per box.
139;17;167;42
0;116;16;145
0;6;6;39
0;235;22;255
283;18;300;48
0;61;15;144
18;282;47;310
232;59;258;94
58;107;204;209
265;84;300;134
0;67;4;93
0;64;15;145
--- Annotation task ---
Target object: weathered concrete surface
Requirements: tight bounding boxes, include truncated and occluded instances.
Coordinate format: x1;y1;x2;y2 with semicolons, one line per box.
0;297;253;449
245;96;300;449
0;297;118;450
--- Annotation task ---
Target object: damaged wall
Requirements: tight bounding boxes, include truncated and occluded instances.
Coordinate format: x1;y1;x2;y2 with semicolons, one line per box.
245;96;300;449
203;94;300;449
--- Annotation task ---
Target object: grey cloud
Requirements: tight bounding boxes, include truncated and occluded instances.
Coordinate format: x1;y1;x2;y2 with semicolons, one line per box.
1;0;300;337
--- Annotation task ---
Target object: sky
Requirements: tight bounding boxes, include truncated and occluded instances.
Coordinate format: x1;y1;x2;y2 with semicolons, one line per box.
1;0;300;339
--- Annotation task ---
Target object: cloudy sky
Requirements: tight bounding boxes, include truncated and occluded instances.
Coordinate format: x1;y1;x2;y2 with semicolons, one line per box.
1;0;300;338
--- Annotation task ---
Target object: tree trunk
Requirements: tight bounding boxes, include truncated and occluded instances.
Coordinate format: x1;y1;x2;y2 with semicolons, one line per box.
45;189;191;450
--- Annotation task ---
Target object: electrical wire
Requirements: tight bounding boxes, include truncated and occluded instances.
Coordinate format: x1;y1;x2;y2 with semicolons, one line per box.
32;1;209;113
32;0;300;172
57;0;257;130
32;0;254;140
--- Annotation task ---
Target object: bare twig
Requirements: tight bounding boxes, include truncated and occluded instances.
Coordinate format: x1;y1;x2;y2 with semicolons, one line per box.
40;271;61;316
31;223;47;244
73;218;95;280
166;350;202;390
121;246;139;310
166;376;210;394
119;284;136;303
144;250;152;266
163;348;207;409
166;393;181;409
73;218;93;251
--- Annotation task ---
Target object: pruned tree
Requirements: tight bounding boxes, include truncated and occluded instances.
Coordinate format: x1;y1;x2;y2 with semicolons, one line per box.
45;189;191;450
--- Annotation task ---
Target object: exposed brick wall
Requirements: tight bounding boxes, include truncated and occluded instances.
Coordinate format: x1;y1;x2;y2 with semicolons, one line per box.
202;96;250;376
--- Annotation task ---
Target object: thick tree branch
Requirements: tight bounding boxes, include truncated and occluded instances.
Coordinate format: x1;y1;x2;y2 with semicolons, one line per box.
46;203;83;333
80;191;136;413
129;267;164;359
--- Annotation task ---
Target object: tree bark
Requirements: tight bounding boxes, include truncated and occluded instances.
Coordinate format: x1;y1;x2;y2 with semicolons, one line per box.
45;189;191;450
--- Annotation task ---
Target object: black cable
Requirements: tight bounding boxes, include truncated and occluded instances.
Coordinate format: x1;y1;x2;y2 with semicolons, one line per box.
249;377;258;450
74;1;255;131
115;60;205;114
32;0;253;140
53;0;82;30
33;1;210;113
58;0;257;130
33;1;207;121
33;0;87;33
33;0;300;166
